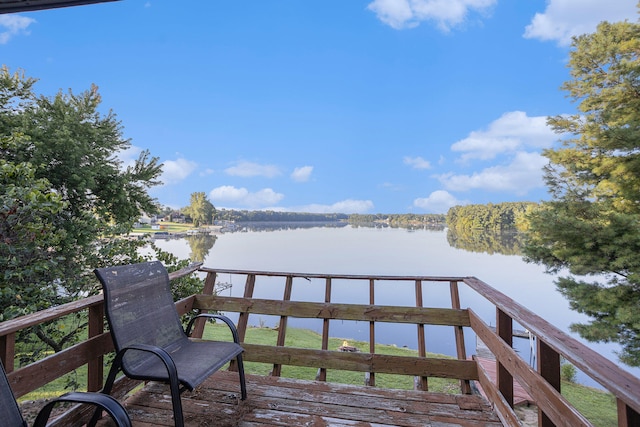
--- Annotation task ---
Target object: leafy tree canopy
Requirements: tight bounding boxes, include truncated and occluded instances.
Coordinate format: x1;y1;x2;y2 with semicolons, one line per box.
524;17;640;366
0;67;188;358
183;192;215;227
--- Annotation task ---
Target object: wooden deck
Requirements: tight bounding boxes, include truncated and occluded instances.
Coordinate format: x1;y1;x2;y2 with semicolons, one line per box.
109;371;503;427
6;266;640;426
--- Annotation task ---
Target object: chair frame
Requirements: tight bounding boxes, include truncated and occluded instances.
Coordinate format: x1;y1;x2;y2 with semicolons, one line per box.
94;261;247;427
1;360;132;427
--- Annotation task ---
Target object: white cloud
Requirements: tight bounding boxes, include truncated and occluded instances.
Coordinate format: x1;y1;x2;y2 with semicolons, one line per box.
291;165;313;182
438;151;548;195
294;199;374;214
451;111;556;162
0;15;35;44
224;161;281;178
209;185;284;208
367;0;496;31
114;146;142;169
524;0;638;46
403;156;431;169
161;158;198;185
414;190;468;213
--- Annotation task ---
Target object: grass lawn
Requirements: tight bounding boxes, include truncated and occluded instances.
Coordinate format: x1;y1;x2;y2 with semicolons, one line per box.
132;221;195;234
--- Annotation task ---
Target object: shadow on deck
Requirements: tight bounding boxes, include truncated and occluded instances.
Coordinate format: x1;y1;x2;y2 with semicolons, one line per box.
110;371;502;427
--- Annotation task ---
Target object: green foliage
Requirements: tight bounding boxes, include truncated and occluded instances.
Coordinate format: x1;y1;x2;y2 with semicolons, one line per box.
446;202;537;232
217;209;348;222
0;67;170;360
561;362;577;383
348;213;446;228
524;17;640;366
183;192;215;226
0;134;66;321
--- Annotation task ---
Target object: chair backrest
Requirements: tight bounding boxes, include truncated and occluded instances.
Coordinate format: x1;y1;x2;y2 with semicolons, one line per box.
0;361;27;427
94;261;187;370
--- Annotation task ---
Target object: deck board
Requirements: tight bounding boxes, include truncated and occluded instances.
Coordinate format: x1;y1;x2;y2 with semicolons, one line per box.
103;371;503;427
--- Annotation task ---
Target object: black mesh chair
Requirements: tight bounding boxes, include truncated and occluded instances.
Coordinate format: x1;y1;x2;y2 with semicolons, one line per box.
94;261;246;427
0;359;131;427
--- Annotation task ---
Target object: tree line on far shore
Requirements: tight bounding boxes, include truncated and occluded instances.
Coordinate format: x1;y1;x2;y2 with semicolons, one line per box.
445;202;536;233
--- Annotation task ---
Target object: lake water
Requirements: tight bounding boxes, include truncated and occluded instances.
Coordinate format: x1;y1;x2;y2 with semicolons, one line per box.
152;224;640;388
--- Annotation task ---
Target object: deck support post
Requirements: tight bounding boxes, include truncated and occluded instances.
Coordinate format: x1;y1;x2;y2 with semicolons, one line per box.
450;281;471;394
0;333;15;373
414;280;429;391
230;273;255;373
618;398;640;427
496;308;514;408
537;340;560;427
87;304;104;391
272;276;293;377
190;271;218;339
367;278;375;386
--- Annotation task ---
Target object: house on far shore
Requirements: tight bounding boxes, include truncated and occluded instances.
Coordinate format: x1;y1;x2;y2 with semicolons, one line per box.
162;211;186;223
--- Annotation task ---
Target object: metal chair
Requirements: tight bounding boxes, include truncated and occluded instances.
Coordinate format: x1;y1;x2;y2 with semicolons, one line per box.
94;261;246;427
0;359;132;427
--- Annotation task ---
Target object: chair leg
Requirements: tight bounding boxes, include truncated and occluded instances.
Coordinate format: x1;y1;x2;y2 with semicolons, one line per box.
168;377;184;427
236;353;247;400
88;355;122;427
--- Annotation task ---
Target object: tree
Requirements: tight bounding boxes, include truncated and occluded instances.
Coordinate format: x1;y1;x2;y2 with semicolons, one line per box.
0;134;66;321
184;192;215;227
523;17;640;366
0;67;167;357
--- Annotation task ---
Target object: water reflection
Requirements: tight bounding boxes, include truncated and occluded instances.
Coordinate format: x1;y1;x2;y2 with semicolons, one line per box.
447;228;525;256
238;221;348;232
184;233;218;262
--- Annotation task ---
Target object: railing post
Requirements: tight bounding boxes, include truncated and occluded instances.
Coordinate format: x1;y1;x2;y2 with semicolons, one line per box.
317;277;332;382
414;280;429;391
365;278;375;387
618;398;640;427
87;303;104;391
230;274;255;373
497;308;514;408
537;340;560;427
190;270;217;339
272;275;293;377
0;333;16;372
450;280;471;394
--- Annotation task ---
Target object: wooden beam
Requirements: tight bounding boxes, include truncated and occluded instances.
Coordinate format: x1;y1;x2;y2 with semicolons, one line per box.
241;343;479;380
194;295;470;326
469;309;592;427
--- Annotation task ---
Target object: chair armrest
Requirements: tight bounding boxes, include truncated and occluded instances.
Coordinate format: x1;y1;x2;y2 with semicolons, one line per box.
114;344;180;391
186;314;241;343
32;391;132;427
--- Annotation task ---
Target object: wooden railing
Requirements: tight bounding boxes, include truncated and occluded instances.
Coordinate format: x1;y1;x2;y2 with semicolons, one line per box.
464;276;640;427
0;265;639;427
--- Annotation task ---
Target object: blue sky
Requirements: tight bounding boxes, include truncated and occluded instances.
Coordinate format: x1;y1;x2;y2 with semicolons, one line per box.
1;1;637;214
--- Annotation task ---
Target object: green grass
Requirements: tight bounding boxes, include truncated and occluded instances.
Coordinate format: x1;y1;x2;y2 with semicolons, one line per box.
562;380;618;427
19;325;618;427
132;221;195;234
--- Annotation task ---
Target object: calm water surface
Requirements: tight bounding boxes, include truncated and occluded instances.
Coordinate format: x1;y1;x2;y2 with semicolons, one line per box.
153;225;640;387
